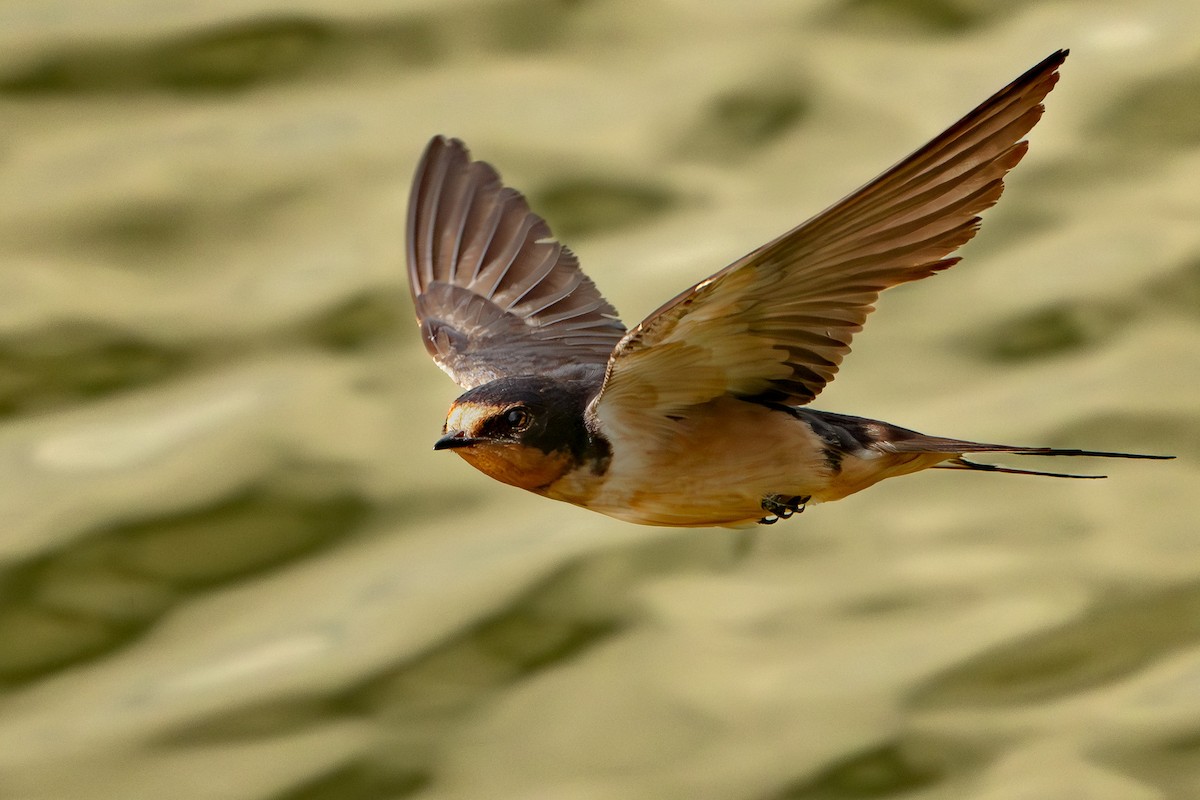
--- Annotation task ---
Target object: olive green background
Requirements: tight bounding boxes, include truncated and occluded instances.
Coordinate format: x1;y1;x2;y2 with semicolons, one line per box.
0;1;1197;798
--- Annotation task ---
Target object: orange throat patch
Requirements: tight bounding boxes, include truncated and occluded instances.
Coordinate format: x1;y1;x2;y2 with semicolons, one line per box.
454;442;574;493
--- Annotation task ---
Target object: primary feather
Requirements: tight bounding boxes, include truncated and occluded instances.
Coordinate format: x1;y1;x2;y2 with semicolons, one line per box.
593;49;1068;424
407;137;626;389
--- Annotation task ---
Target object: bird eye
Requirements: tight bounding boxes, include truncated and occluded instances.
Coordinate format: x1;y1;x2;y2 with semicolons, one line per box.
505;407;531;431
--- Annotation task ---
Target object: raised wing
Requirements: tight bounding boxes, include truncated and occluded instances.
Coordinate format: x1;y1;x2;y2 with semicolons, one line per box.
407;136;626;389
593;50;1067;422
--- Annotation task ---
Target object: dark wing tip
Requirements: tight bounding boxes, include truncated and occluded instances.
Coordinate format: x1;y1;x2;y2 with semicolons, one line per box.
1040;48;1069;71
1008;49;1069;95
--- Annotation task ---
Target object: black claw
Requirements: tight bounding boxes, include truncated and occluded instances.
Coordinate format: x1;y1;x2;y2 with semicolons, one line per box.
760;494;811;524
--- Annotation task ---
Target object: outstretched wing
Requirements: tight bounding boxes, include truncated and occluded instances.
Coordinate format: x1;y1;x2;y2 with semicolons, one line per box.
593;50;1067;423
407;136;626;389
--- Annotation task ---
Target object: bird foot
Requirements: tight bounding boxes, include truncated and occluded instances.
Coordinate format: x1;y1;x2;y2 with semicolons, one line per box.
758;494;811;525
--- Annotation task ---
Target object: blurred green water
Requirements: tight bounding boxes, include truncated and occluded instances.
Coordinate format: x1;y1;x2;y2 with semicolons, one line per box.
0;2;1198;799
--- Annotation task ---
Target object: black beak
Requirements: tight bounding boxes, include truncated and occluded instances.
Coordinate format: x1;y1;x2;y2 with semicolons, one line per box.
434;430;479;450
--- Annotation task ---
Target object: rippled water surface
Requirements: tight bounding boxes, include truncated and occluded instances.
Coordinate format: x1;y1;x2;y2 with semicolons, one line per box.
1;2;1198;799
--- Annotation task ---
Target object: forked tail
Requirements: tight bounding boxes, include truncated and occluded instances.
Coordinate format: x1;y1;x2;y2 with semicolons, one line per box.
795;410;1174;479
934;456;1107;479
891;438;1175;479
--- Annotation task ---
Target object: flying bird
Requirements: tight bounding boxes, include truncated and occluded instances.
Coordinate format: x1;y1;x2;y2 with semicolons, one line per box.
407;49;1171;527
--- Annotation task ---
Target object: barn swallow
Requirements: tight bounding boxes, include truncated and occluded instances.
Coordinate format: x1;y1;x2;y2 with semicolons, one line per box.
407;49;1171;527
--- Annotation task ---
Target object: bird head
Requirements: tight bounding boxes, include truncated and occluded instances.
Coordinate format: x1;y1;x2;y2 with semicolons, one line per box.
434;376;603;492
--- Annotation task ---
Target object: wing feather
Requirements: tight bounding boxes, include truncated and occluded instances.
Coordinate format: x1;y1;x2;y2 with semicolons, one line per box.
407;136;626;389
594;50;1067;423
